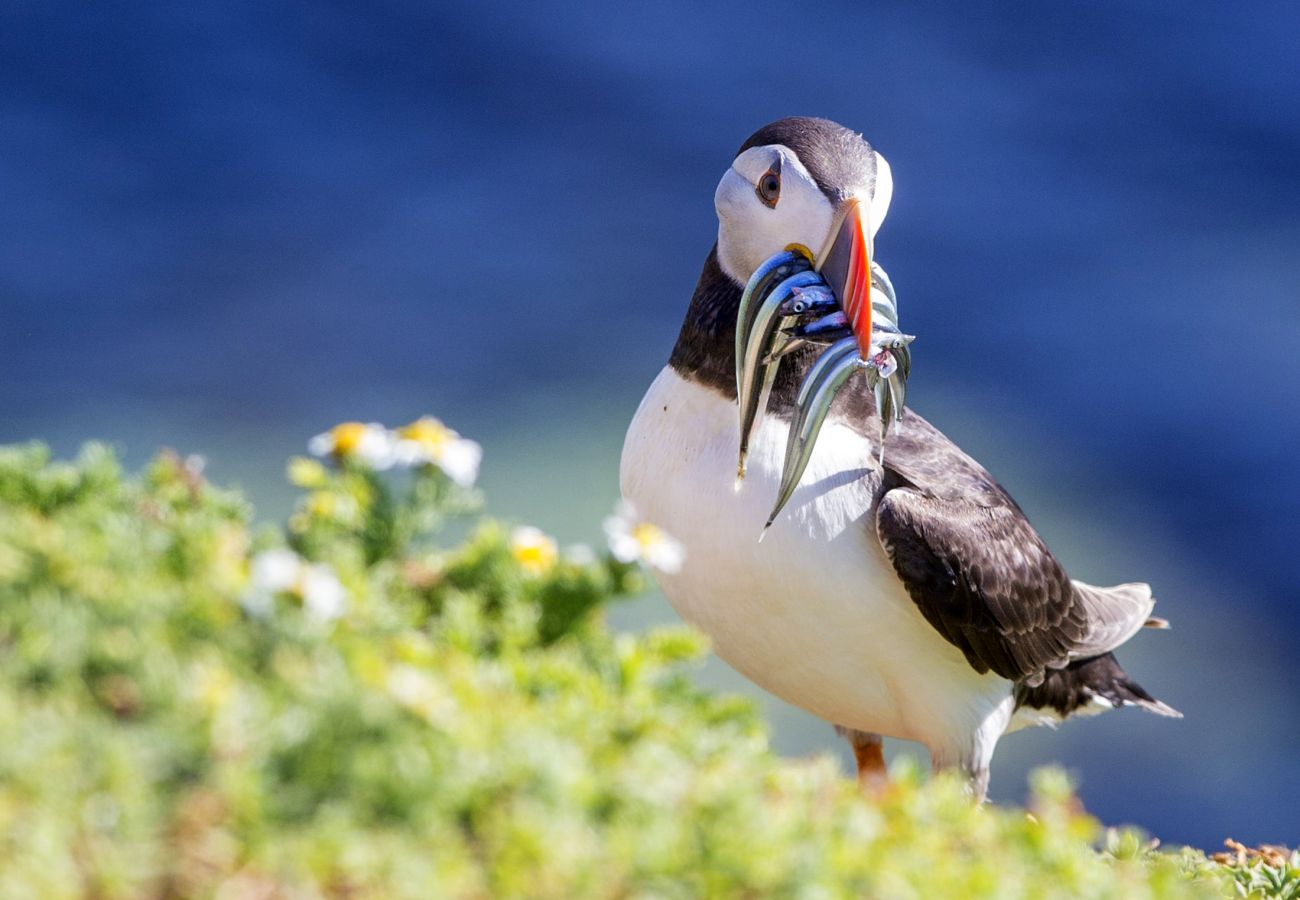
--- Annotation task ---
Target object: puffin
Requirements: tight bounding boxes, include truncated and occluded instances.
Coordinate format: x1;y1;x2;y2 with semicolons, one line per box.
619;116;1178;799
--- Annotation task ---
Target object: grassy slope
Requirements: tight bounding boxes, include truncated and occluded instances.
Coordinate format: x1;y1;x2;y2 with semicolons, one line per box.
0;439;1293;898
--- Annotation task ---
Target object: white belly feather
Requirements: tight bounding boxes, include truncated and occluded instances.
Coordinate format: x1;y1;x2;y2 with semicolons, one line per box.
620;367;1012;752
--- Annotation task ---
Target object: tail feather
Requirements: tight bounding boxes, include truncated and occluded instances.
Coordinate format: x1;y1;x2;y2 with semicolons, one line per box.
1071;580;1166;658
1134;696;1182;718
1014;651;1182;721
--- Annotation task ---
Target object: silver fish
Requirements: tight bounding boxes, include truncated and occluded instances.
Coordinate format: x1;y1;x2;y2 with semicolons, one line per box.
789;309;850;340
734;250;812;400
763;337;811;365
736;270;823;479
777;283;838;317
731;248;916;528
764;333;914;528
765;338;866;531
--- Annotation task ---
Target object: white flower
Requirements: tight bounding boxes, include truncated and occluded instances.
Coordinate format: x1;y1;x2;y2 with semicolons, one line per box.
300;564;346;622
245;548;348;622
603;502;685;574
393;416;482;487
246;548;300;616
304;417;482;484
308;422;397;470
510;525;558;576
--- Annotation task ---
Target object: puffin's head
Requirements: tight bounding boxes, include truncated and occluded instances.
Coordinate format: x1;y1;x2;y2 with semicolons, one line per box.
715;116;892;354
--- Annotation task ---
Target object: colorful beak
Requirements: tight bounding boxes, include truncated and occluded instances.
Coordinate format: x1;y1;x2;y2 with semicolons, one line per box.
815;198;873;358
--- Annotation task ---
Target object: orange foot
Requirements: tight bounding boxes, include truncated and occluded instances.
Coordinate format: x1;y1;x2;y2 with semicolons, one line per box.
837;727;889;796
853;739;889;794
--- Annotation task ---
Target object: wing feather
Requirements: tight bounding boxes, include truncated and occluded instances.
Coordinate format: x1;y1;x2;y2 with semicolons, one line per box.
813;385;1161;685
876;489;1086;683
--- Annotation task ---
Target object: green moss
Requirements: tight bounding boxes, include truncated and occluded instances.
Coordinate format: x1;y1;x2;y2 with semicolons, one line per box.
0;438;1281;897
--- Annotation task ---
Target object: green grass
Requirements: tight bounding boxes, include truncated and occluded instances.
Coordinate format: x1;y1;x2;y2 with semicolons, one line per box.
0;435;1292;898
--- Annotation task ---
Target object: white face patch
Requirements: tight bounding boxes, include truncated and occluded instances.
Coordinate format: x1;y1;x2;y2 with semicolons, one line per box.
715;145;832;285
869;152;893;241
714;144;893;287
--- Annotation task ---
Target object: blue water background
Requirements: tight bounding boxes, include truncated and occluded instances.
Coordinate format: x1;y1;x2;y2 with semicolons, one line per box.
3;1;1298;847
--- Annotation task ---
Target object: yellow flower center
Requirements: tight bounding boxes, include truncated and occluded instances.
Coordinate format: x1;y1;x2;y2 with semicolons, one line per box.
512;538;557;576
330;422;370;456
632;522;663;550
399;417;452;455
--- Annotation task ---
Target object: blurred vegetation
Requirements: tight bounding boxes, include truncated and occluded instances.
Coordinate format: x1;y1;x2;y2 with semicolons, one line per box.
0;431;1293;898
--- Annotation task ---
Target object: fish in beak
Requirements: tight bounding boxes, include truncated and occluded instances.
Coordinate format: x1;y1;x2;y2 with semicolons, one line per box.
734;269;823;481
732;200;914;531
734;250;813;404
765;336;865;529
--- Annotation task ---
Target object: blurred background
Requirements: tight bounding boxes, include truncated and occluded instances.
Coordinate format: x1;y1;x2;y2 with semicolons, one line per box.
2;1;1296;848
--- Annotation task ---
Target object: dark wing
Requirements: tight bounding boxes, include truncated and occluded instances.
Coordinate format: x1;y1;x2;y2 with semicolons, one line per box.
875;487;1088;684
865;408;1094;684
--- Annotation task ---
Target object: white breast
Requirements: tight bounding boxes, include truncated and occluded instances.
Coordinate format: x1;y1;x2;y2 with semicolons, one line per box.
620;366;1011;750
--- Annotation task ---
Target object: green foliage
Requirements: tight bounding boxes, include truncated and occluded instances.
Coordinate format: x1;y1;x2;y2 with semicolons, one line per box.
1189;843;1300;900
0;437;1282;897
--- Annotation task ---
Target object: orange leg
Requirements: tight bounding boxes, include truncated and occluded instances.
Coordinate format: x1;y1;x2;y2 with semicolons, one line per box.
837;727;888;794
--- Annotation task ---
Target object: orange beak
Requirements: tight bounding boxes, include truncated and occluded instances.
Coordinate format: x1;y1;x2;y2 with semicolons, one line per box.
815;198;873;358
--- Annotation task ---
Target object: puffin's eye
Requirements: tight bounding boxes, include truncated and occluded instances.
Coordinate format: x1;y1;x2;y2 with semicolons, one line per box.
756;165;781;208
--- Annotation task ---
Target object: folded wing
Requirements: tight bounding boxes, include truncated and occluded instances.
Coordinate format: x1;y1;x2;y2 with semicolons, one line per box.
872;411;1158;686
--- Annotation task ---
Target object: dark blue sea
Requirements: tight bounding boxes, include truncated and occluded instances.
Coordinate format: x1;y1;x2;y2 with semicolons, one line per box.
3;0;1297;847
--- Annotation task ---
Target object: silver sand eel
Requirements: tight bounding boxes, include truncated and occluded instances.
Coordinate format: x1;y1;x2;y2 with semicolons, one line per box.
733;250;915;532
733;250;814;479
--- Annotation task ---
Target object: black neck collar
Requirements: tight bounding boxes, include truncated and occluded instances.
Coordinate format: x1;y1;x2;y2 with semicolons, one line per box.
667;246;742;398
667;247;829;416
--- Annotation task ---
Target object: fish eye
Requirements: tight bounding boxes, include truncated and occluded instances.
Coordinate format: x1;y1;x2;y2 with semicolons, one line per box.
756;165;781;208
